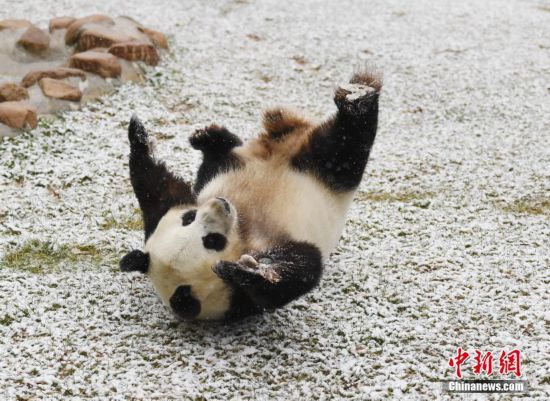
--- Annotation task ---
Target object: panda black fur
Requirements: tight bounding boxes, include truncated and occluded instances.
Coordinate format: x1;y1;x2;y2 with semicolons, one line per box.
120;67;382;320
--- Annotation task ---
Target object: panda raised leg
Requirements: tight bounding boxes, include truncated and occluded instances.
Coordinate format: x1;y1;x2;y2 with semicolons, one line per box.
214;241;323;316
292;68;382;192
212;69;382;316
128;115;195;240
189;124;243;193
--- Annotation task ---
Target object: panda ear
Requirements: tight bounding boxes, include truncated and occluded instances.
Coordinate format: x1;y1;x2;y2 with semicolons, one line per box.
120;250;150;274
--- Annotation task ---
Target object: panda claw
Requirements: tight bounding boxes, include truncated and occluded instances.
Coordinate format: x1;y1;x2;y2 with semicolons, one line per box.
240;255;280;283
238;254;259;269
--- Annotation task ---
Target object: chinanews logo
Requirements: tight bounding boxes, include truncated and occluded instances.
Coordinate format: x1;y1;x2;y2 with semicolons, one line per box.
442;348;529;394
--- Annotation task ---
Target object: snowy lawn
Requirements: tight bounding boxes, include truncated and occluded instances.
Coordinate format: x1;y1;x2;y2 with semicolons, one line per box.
0;0;549;399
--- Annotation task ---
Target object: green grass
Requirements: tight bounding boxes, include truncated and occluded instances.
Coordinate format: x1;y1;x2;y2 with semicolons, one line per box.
356;191;433;206
100;209;143;231
0;315;14;326
1;239;111;274
499;197;550;217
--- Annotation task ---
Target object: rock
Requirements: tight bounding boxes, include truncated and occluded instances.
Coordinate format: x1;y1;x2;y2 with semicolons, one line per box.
48;16;76;32
77;26;134;52
21;67;87;88
0;15;168;133
65;14;113;45
39;78;82;101
0;19;32;31
0;101;37;129
69;51;121;78
17;26;50;53
109;41;159;65
118;15;141;25
137;26;168;49
0;83;29;102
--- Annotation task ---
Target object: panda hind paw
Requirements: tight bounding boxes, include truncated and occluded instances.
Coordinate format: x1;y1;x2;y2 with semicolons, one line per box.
334;83;378;115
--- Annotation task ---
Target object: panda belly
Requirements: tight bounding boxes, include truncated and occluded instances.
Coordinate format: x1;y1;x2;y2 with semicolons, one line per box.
197;161;355;260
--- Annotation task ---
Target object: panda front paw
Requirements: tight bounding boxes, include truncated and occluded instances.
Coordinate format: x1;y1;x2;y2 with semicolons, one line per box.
213;255;281;287
189;124;242;153
213;260;261;286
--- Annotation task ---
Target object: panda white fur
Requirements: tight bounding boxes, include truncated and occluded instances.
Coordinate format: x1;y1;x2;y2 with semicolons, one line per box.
120;67;382;320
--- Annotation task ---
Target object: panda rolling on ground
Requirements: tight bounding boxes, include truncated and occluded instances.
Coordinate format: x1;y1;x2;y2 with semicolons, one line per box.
120;67;382;320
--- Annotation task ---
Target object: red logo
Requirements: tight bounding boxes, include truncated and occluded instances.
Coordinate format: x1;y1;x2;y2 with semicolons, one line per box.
473;350;494;376
448;348;522;378
499;350;522;377
448;347;469;379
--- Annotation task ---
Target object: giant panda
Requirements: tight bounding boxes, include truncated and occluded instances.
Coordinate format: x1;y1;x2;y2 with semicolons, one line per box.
120;66;382;320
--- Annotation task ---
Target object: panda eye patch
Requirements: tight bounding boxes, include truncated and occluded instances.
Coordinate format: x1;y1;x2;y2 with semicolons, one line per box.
202;233;227;251
181;210;197;226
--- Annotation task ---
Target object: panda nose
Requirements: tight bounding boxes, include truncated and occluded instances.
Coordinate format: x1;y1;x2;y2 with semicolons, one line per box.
170;285;201;320
216;197;231;213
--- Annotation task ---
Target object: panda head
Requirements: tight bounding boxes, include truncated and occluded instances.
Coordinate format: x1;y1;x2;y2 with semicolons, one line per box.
120;197;242;320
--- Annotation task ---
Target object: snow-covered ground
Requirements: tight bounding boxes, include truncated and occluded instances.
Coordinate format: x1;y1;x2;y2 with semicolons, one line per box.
1;0;549;399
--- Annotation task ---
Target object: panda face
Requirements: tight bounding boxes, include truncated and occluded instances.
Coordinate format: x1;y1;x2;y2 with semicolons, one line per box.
144;197;241;319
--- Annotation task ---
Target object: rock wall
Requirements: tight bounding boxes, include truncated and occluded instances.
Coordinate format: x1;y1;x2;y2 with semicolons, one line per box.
0;15;168;136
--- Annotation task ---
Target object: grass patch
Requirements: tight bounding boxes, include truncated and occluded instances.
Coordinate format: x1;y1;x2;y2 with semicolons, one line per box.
357;191;433;205
100;209;143;231
498;197;550;216
0;315;14;326
1;239;110;274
